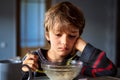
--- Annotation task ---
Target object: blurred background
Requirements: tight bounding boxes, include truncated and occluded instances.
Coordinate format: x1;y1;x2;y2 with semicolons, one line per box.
0;0;120;68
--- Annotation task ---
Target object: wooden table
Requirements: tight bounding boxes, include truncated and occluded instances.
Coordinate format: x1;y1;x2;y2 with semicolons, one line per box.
81;76;120;80
33;76;120;80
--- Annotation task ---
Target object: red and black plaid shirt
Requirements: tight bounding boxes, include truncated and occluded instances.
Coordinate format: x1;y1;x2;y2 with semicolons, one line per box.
22;43;117;80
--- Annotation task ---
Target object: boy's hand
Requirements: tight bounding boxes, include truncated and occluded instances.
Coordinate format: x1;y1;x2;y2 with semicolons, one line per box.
75;37;87;53
22;54;39;72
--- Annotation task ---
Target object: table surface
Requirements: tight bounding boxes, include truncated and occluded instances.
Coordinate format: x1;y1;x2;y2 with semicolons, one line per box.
86;76;120;80
33;76;120;80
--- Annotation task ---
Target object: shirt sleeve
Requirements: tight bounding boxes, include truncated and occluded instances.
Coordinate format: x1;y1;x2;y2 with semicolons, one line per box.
79;43;117;77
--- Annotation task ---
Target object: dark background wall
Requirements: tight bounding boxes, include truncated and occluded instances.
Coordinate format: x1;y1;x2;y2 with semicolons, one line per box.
116;0;120;67
0;0;119;66
0;0;17;60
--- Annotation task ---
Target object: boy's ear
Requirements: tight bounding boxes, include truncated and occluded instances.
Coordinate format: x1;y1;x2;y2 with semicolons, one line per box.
45;32;50;41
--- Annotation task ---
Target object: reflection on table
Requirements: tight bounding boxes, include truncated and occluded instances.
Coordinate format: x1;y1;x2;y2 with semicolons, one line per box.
33;76;120;80
87;76;120;80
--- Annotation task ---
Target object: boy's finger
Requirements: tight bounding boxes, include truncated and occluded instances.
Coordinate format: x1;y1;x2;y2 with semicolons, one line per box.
26;54;38;62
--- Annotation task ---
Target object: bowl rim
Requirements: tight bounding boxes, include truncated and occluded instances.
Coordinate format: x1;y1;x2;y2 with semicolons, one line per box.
41;60;83;69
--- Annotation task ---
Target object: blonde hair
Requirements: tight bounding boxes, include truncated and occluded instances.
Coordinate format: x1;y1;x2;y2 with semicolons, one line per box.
44;1;85;35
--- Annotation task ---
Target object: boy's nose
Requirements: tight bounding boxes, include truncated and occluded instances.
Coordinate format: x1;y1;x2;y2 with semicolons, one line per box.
61;35;68;45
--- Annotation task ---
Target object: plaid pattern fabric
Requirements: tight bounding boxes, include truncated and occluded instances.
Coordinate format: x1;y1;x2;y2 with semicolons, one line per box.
21;44;117;80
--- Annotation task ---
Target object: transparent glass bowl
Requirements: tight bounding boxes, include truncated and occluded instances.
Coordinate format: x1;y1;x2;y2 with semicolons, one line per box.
41;60;83;80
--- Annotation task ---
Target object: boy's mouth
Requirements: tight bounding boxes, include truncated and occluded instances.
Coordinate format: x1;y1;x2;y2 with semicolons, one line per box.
58;47;69;51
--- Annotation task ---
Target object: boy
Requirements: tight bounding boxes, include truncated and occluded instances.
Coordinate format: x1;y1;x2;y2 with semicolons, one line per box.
22;1;117;79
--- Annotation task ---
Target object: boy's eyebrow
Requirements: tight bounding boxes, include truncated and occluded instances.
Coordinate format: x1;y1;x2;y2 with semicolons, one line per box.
67;29;79;33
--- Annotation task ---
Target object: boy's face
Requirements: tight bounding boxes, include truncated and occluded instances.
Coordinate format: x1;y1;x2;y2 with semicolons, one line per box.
45;22;79;57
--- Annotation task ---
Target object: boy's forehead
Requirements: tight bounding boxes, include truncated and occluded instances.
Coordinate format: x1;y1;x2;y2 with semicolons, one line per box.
51;22;79;33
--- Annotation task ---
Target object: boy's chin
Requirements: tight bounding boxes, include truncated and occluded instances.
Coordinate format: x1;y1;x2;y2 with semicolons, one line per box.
58;53;70;57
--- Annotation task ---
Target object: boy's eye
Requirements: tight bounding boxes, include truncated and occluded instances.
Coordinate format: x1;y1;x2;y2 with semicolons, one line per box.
69;35;76;38
55;34;61;36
